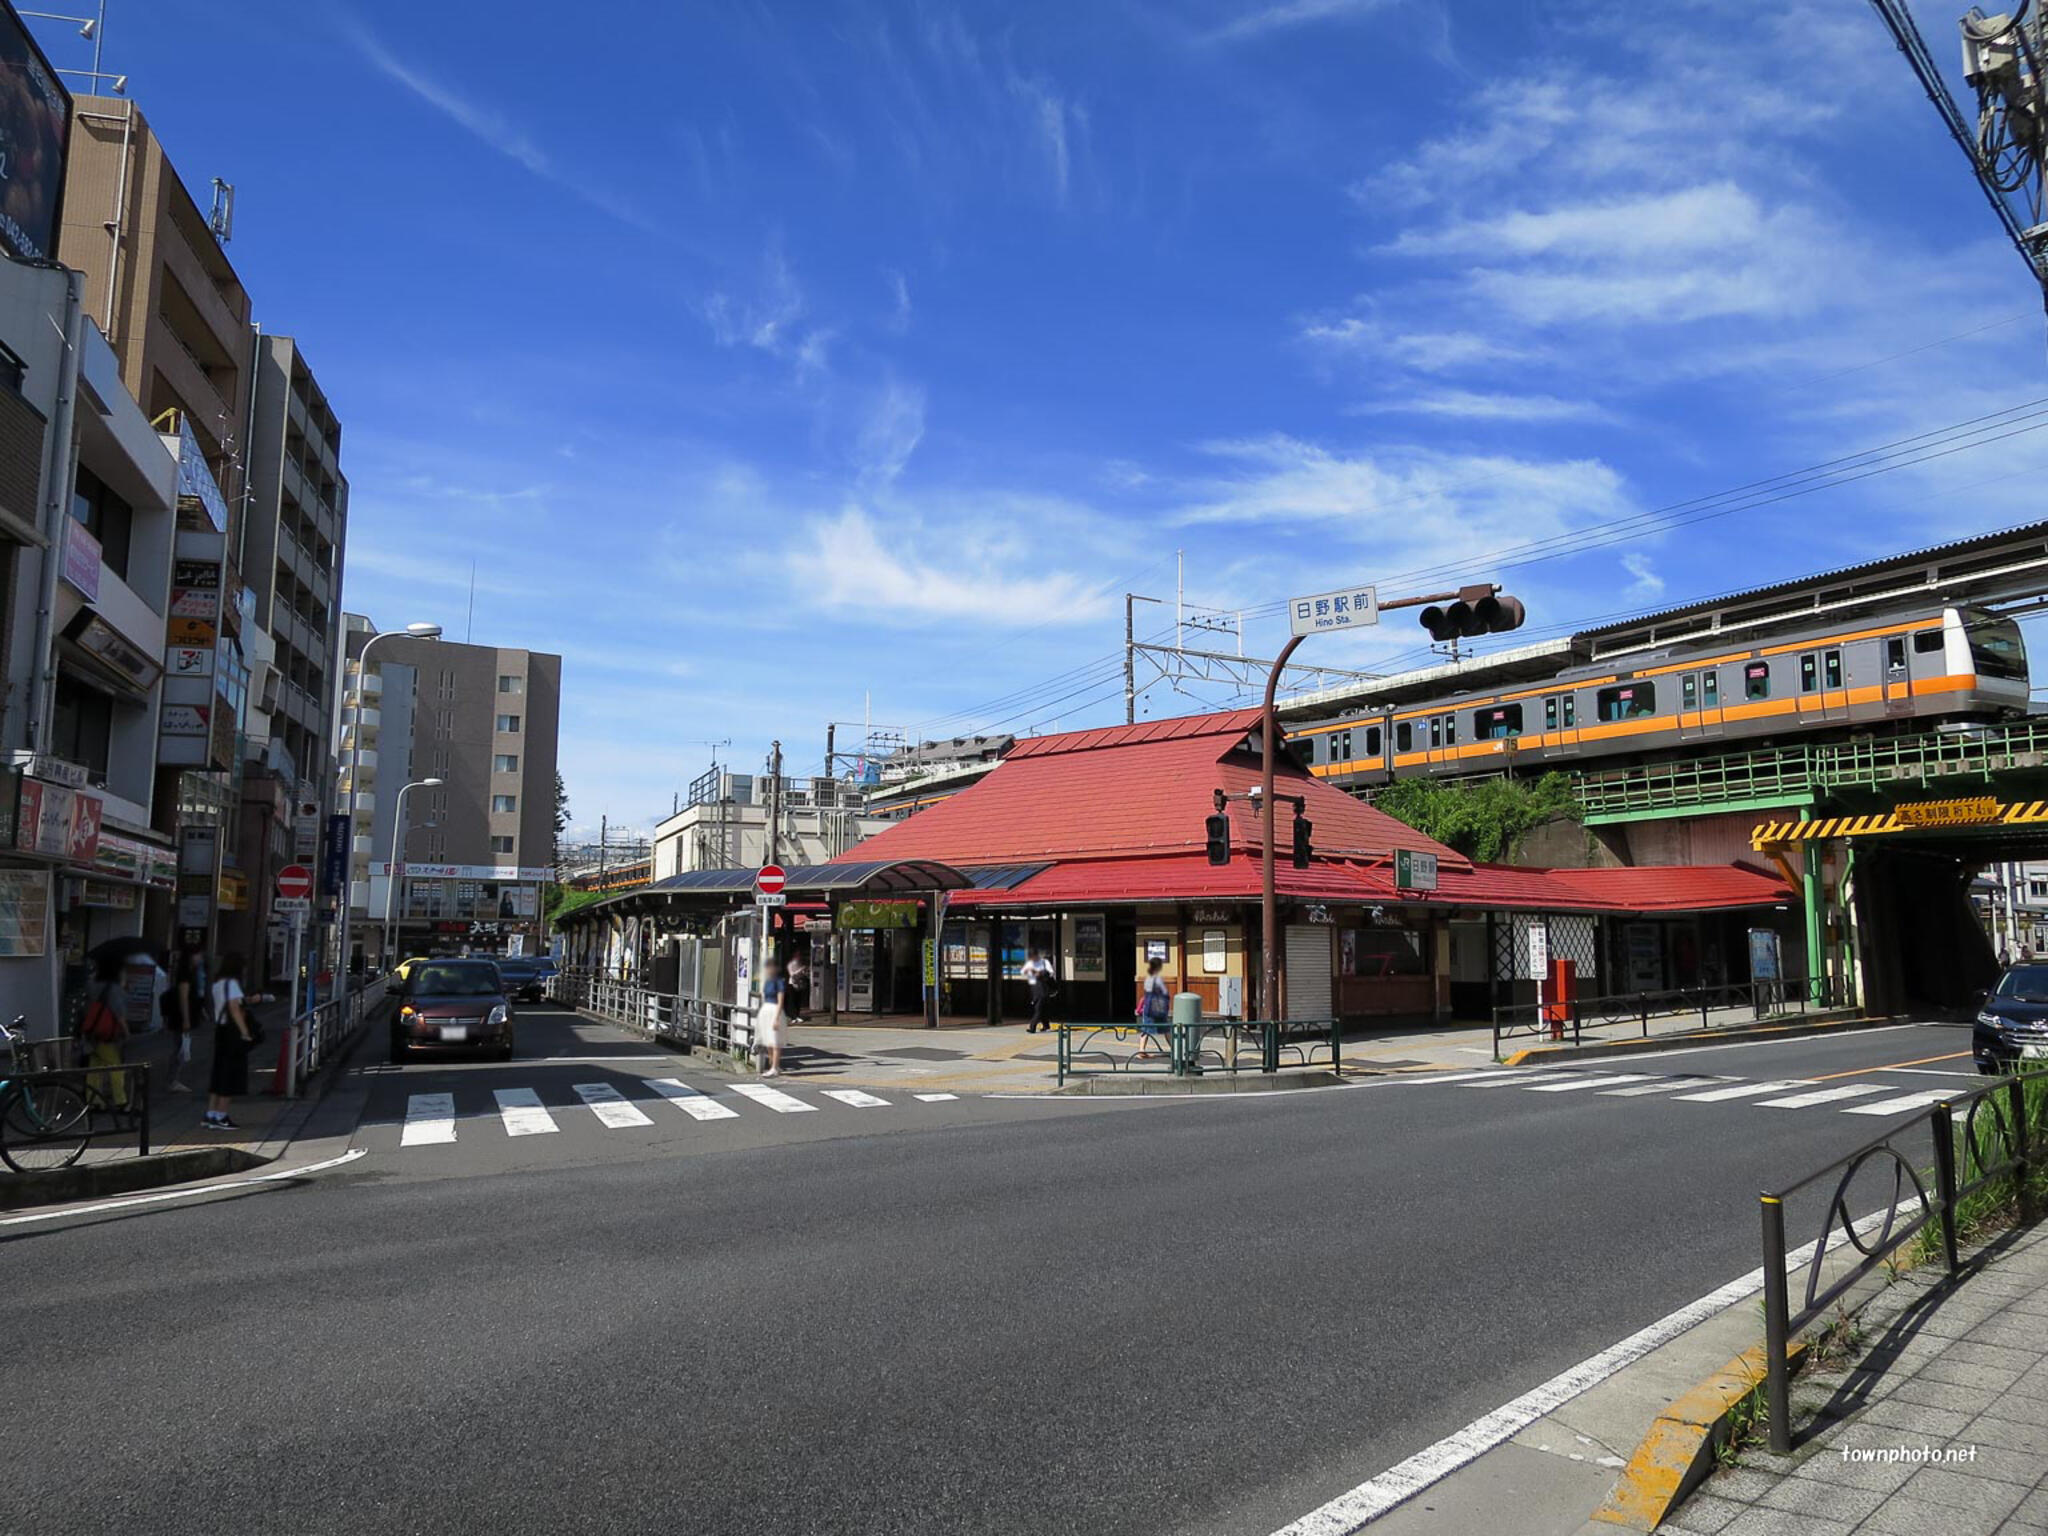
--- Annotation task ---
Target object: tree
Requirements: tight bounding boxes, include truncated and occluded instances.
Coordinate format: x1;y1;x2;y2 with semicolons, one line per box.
1370;772;1583;864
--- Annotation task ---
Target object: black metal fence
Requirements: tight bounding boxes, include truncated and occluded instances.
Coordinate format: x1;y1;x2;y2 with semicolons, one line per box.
1758;1069;2048;1453
0;1061;151;1173
1490;976;1853;1057
1056;1018;1341;1085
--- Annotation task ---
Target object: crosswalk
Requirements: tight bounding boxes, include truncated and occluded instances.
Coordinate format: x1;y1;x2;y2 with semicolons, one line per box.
1403;1067;1963;1122
382;1077;963;1149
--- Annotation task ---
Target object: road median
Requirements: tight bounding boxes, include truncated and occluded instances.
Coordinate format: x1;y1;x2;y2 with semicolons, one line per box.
1502;1009;1894;1067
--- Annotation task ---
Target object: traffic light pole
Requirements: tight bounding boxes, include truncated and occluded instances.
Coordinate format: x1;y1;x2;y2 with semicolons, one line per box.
1257;583;1521;1024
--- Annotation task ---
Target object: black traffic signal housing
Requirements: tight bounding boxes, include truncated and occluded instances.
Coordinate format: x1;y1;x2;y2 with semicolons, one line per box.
1419;585;1526;643
1292;812;1312;869
1205;813;1232;866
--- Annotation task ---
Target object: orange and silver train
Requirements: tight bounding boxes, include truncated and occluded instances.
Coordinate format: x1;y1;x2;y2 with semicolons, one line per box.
1287;606;2030;784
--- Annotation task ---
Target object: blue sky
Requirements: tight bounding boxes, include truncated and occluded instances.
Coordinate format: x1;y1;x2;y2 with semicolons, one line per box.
43;1;2048;835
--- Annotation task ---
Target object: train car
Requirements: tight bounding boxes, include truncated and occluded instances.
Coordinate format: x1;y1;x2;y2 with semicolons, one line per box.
1289;606;2030;786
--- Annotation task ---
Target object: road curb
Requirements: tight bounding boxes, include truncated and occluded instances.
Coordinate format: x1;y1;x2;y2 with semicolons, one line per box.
1590;1337;1812;1531
0;1145;269;1209
1502;1011;1894;1067
1055;1069;1345;1095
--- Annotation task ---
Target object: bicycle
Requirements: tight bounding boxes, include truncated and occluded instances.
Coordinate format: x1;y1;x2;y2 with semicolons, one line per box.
0;1015;94;1173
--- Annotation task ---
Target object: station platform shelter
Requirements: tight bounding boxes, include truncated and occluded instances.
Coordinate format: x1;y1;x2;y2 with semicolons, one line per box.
556;710;1798;1030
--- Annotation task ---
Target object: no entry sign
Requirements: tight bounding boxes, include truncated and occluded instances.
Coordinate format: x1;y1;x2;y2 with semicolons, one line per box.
276;863;313;902
756;864;787;896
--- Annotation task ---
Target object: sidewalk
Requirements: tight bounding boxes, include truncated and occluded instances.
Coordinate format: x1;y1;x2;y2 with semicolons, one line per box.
1657;1221;2048;1536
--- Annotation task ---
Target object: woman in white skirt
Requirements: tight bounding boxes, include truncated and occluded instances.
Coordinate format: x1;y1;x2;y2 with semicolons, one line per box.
757;959;788;1077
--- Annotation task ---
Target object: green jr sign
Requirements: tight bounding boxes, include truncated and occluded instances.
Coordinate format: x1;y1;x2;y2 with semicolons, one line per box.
1394;848;1439;893
836;900;920;930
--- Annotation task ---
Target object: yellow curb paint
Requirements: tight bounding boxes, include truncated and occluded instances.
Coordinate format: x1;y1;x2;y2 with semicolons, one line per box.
1591;1338;1809;1531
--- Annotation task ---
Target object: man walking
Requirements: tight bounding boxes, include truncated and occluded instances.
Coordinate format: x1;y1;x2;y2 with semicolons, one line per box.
1023;948;1056;1034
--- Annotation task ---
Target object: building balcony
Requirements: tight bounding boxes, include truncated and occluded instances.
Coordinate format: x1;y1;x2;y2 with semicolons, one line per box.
345;705;380;732
354;835;374;856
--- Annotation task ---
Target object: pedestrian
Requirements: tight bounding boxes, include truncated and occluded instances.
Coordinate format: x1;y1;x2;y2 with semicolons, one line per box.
1024;947;1056;1033
1135;957;1171;1058
167;939;206;1093
79;956;131;1110
203;953;266;1132
785;949;809;1024
756;958;788;1078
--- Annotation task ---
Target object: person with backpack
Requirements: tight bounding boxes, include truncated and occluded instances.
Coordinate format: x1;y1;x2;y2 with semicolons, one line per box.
79;957;131;1110
204;953;268;1131
1135;957;1171;1059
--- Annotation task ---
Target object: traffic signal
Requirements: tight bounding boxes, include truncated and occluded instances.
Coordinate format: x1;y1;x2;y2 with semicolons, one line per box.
1292;813;1312;869
1205;813;1232;866
1419;586;1526;642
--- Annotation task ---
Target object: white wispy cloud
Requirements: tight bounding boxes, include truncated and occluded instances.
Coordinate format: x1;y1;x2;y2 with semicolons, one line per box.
884;268;913;334
1620;552;1664;601
1205;0;1395;44
855;378;927;486
705;246;835;380
1348;389;1614;424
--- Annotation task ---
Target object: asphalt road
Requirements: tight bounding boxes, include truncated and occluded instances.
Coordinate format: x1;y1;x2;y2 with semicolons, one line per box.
2;1018;1979;1536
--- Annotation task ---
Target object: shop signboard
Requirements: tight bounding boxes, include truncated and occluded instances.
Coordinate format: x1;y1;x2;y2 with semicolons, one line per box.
0;869;51;956
0;763;20;848
167;616;218;648
0;8;70;266
61;518;100;600
14;778;102;862
1393;849;1439;892
161;703;208;737
321;814;350;896
1071;915;1106;981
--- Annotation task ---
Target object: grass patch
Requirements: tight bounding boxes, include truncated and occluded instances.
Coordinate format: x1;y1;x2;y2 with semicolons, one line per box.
1716;1382;1771;1469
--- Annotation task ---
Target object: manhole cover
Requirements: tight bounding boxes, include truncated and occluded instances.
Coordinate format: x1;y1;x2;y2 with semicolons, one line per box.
872;1047;971;1061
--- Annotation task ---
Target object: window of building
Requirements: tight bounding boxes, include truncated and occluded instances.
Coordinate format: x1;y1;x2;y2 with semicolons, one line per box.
1824;650;1843;689
1475;703;1523;740
50;673;112;783
1364;725;1381;757
69;464;133;582
497;675;523;694
1913;628;1945;655
1681;673;1698;710
1395;720;1413;753
491;794;517;813
495;713;520;733
492;835;515;855
1799;654;1818;693
1596;682;1657;722
1887;637;1908;673
493;753;519;774
1744;661;1772;700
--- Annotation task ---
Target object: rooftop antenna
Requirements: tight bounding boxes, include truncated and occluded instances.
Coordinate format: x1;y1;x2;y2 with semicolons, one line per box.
208;178;234;243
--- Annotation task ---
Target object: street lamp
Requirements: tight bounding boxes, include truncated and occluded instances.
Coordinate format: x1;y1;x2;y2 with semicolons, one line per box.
384;777;445;964
340;622;440;1013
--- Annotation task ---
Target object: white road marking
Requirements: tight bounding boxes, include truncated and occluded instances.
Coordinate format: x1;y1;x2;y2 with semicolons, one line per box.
1406;1070;1528;1085
1550;1020;1939;1068
1842;1090;1958;1117
400;1093;457;1146
1670;1078;1818;1103
649;1078;739;1120
1755;1084;1890;1110
913;1093;959;1101
574;1082;654;1128
1458;1071;1565;1089
0;1148;370;1228
1521;1074;1654;1093
821;1089;890;1108
1265;1208;1900;1536
731;1082;817;1114
1598;1077;1727;1097
494;1087;558;1136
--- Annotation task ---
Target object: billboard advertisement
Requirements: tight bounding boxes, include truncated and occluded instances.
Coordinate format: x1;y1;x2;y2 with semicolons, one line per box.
0;5;70;264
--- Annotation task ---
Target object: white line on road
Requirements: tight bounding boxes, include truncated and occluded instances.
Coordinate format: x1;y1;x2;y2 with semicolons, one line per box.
1404;1070;1527;1086
1458;1071;1565;1089
574;1083;655;1128
913;1093;959;1101
0;1148;370;1228
1521;1074;1654;1093
731;1082;817;1114
1754;1085;1889;1110
1669;1078;1817;1103
1598;1077;1727;1097
494;1087;558;1136
400;1093;457;1146
1266;1209;1898;1536
648;1078;739;1120
821;1089;890;1108
1842;1090;1958;1117
1561;1021;1940;1069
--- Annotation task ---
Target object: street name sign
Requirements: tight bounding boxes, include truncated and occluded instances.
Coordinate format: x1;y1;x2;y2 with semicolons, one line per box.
756;892;787;908
273;897;311;916
1289;585;1379;637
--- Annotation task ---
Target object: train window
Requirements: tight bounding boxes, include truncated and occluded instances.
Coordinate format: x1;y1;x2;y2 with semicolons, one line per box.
1799;654;1817;693
1428;717;1441;749
1544;697;1558;731
1563;695;1577;727
1887;638;1907;673
1744;661;1771;700
1681;674;1697;709
1444;714;1457;746
1596;682;1657;721
1970;617;2028;680
1703;671;1719;707
1396;721;1413;753
1365;725;1382;756
1913;629;1944;655
1476;703;1523;740
1824;651;1842;688
1336;730;1352;762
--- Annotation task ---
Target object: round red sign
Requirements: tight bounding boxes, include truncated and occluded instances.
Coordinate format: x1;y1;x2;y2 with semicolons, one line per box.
756;864;787;895
276;863;313;901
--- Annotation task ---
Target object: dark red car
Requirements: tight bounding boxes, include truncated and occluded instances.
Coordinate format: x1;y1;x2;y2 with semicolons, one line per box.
389;958;515;1063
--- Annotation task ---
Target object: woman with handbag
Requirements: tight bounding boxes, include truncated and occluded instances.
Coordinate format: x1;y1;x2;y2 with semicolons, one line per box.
204;953;268;1131
756;959;788;1078
80;958;131;1110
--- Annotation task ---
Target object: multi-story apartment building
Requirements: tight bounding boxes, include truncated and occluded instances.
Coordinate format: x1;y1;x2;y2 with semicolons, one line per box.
336;617;561;966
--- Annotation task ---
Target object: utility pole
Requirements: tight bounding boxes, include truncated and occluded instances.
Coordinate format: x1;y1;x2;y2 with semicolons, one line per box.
767;740;783;867
599;814;607;888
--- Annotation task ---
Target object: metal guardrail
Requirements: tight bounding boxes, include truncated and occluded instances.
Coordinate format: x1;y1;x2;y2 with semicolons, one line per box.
551;967;743;1055
1489;977;1850;1057
1758;1068;2048;1454
278;976;389;1096
0;1062;151;1168
1056;1018;1341;1085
